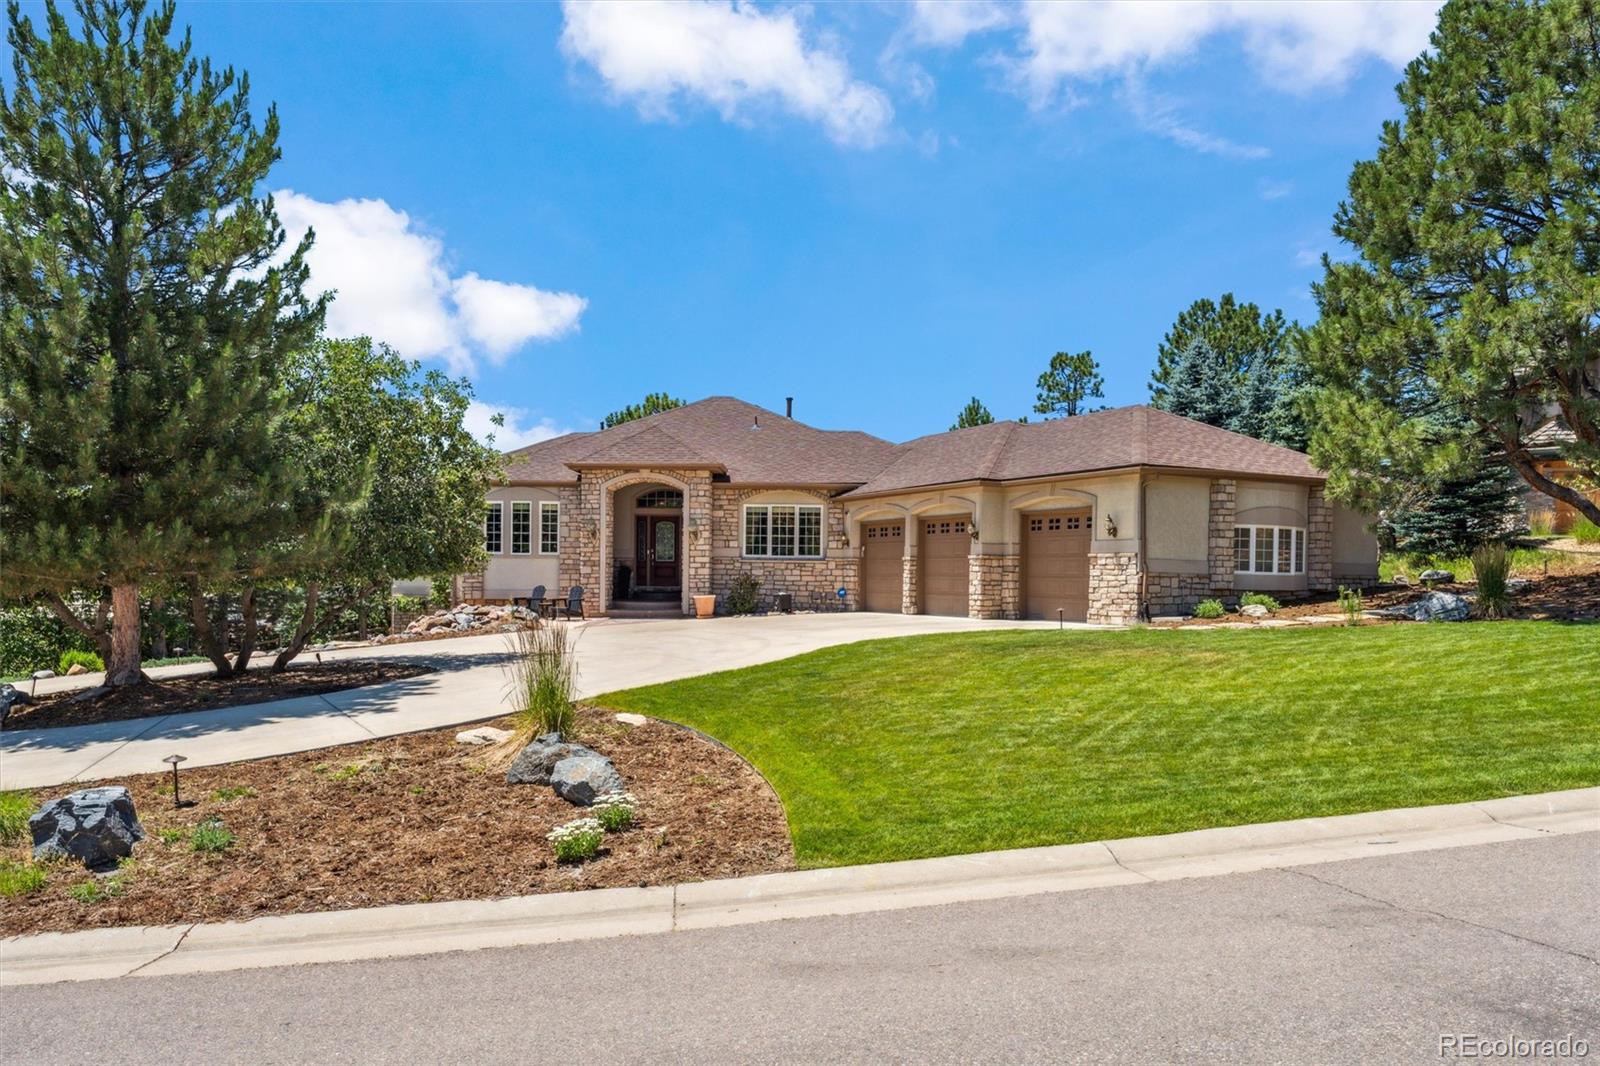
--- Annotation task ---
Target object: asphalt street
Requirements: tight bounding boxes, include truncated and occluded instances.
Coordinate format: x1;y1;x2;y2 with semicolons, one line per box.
5;832;1596;1065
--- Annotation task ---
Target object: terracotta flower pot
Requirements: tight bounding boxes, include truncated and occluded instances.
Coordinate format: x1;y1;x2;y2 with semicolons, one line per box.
693;594;717;619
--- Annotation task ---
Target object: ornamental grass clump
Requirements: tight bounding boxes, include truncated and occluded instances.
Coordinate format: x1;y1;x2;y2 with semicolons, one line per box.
1471;542;1512;619
547;817;604;863
506;621;576;740
592;792;637;833
0;790;31;844
1338;586;1364;626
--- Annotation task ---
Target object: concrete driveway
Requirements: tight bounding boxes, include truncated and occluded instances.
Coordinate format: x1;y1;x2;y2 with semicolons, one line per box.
1;612;1071;790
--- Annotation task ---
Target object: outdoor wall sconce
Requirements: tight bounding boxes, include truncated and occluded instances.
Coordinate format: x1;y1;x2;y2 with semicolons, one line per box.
969;521;980;540
583;516;598;536
1104;514;1118;538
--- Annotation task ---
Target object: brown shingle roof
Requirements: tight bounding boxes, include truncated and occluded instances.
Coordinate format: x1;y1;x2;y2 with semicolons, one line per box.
497;397;1322;490
499;396;899;485
839;406;1320;497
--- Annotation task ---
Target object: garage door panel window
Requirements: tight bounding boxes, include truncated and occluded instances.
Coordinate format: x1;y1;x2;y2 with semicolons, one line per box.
744;504;824;559
1234;525;1304;575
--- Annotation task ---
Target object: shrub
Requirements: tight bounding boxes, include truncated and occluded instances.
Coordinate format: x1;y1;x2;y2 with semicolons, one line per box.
0;790;32;844
725;574;761;615
1338;586;1364;626
1238;592;1280;612
547;817;604;863
592;791;638;833
0;603;94;678
1192;599;1225;619
157;827;185;845
0;859;47;898
506;622;576;739
210;786;257;802
57;649;105;674
190;817;235;853
1471;543;1512;619
1574;516;1600;545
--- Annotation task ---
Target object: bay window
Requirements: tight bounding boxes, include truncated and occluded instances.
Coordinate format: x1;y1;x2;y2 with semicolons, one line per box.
1234;525;1304;575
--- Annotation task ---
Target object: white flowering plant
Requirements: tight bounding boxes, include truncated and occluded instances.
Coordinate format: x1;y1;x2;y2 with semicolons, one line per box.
591;791;638;833
547;817;604;863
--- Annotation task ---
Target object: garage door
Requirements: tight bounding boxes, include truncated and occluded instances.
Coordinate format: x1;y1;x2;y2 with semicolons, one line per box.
919;516;971;616
860;521;904;612
1023;509;1091;621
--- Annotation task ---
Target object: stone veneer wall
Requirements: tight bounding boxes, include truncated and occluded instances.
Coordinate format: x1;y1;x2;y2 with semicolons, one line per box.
708;487;859;612
1087;552;1140;625
900;555;919;615
1307;486;1334;591
1143;573;1213;616
967;553;1021;620
562;469;713;616
1207;478;1236;592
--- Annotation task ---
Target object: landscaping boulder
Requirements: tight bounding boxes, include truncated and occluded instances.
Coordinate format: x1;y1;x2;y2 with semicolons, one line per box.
65;662;89;676
1384;591;1471;623
614;713;648;727
30;786;145;868
1240;604;1270;618
456;726;514;746
551;755;625;806
0;682;32;729
506;732;588;785
1418;569;1456;584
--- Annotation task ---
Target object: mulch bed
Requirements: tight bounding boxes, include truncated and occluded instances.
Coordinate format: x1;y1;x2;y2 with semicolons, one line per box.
0;707;793;936
5;661;436;731
1152;558;1600;628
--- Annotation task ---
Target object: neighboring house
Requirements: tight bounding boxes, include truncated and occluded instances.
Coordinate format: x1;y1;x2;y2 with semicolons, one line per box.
459;396;1378;624
1523;417;1598;533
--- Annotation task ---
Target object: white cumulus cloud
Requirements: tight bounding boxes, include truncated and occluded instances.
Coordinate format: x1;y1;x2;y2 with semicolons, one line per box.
1011;0;1440;104
275;190;586;376
560;0;893;148
463;400;579;452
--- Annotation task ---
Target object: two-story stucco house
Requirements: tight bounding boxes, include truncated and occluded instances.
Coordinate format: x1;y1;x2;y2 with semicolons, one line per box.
457;396;1378;624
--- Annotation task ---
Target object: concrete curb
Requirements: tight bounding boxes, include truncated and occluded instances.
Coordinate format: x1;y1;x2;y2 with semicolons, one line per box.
4;788;1595;987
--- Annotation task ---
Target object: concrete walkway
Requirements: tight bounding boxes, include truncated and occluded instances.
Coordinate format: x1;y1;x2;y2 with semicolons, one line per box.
4;787;1593;987
1;613;1069;790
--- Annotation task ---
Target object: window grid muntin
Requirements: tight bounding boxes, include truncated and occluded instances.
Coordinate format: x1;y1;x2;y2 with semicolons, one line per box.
510;502;532;555
1234;525;1307;575
484;502;503;554
743;504;824;558
539;502;560;555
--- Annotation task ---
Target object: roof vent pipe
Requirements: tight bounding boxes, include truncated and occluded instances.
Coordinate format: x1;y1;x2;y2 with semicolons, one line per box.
786;397;794;418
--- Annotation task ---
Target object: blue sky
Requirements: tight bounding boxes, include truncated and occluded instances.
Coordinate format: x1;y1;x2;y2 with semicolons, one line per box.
14;1;1443;446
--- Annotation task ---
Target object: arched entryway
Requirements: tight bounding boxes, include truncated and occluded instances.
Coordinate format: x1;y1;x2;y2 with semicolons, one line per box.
600;474;692;615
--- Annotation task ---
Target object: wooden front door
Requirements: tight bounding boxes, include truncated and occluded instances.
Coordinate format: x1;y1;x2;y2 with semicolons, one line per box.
635;514;681;588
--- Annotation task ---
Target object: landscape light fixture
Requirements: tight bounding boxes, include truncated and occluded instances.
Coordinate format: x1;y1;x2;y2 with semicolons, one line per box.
163;754;191;808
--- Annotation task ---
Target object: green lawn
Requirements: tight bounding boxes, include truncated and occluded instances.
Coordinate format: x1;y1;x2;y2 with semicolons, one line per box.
597;623;1600;868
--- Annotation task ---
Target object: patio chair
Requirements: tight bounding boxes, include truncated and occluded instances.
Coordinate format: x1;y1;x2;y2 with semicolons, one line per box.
515;584;548;616
555;585;584;620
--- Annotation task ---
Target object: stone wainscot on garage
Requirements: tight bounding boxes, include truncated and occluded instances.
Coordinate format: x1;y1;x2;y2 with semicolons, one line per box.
454;397;1378;624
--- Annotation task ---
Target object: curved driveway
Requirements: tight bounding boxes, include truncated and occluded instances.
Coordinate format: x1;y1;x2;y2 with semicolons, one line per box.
1;613;1070;791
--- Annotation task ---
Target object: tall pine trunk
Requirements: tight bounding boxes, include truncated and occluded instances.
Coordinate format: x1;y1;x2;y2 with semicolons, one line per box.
105;583;142;686
272;582;320;672
188;579;235;678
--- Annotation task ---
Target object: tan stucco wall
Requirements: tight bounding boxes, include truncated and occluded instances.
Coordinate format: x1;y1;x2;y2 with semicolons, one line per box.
482;485;562;599
1236;480;1309;527
1333;503;1380;581
1145;475;1209;568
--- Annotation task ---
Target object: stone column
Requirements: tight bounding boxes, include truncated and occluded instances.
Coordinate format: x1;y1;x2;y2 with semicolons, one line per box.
683;473;715;607
901;517;919;614
1208;478;1237;592
569;475;604;616
1087;552;1140;625
1307;485;1334;591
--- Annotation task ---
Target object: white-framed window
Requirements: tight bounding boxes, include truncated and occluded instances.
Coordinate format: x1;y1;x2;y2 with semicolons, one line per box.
1234;525;1305;575
743;504;824;558
510;502;532;555
484;502;503;554
539;501;560;555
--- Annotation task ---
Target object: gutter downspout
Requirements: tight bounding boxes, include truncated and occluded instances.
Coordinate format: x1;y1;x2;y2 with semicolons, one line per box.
1137;472;1150;622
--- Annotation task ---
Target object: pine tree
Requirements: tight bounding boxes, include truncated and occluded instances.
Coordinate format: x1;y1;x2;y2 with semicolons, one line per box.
601;392;684;429
1149;295;1292;405
951;397;994;430
1033;351;1104;419
0;0;323;686
1382;447;1526;557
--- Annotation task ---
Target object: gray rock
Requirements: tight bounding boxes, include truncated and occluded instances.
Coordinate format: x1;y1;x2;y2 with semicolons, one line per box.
506;732;588;785
1381;590;1471;623
1418;569;1456;584
1506;577;1532;592
551;755;625;806
1240;604;1271;618
456;726;514;746
614;713;648;727
0;682;33;729
30;786;145;868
